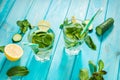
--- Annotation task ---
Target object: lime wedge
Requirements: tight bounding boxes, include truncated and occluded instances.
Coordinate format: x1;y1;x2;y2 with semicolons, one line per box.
38;20;51;32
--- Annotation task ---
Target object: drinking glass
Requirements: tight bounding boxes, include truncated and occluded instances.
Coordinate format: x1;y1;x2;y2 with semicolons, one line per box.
27;26;55;62
63;19;87;55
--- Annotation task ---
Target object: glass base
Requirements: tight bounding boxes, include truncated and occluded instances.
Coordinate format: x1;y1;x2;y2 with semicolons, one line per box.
65;46;81;55
34;49;51;62
35;55;50;62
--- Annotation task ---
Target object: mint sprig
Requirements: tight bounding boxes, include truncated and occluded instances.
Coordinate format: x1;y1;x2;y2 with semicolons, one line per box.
0;46;5;53
7;66;29;77
98;60;104;71
12;19;32;43
79;60;107;80
17;19;32;34
79;69;89;80
60;18;69;29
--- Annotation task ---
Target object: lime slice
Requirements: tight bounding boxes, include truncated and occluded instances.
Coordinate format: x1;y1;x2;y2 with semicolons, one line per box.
82;20;93;31
38;20;51;32
71;16;76;23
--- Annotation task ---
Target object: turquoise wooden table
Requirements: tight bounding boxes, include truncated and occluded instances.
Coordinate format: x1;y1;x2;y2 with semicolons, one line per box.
0;0;120;80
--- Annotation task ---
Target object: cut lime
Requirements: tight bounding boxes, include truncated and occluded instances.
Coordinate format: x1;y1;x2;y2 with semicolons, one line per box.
38;20;51;32
4;44;23;61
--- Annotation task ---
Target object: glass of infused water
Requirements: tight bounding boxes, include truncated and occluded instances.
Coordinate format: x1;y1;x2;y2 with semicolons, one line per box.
27;20;55;62
62;17;88;55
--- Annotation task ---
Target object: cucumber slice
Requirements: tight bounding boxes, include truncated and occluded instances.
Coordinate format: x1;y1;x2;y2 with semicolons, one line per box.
82;20;93;32
96;18;114;36
12;33;22;42
85;36;96;50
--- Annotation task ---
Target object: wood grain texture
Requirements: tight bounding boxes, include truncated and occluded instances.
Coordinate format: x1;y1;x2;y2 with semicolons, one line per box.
22;0;74;80
47;0;90;80
98;0;120;80
0;0;35;79
71;0;108;80
0;0;15;26
21;0;54;80
118;59;120;80
0;0;119;80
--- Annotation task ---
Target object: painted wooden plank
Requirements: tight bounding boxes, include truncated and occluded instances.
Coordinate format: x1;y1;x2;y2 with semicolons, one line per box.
0;0;17;72
0;23;18;71
47;0;90;80
0;0;51;78
71;0;109;80
21;0;54;80
0;0;35;79
0;0;15;26
98;0;120;80
22;0;73;80
118;58;120;80
25;0;52;25
0;0;119;80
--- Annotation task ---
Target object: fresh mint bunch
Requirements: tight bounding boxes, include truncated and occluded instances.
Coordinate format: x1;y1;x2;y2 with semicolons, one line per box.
12;19;32;43
32;31;54;48
79;60;107;80
17;19;32;34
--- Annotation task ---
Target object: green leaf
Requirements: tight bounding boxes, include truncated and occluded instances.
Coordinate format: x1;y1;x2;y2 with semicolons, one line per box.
98;60;104;71
60;24;64;29
42;34;53;46
17;21;23;27
22;20;30;26
88;60;97;75
21;26;28;33
66;27;77;33
85;36;96;50
17;19;32;34
64;18;68;25
60;18;69;29
79;32;87;40
22;19;32;29
32;32;53;48
7;66;29;77
89;72;104;80
99;70;107;75
0;46;5;53
79;69;89;80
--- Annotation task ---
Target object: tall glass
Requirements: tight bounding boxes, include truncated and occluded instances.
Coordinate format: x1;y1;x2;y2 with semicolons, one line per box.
63;19;87;55
28;26;55;62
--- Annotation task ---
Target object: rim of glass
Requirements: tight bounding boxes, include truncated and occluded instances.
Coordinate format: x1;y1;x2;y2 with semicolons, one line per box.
28;25;55;50
63;19;86;42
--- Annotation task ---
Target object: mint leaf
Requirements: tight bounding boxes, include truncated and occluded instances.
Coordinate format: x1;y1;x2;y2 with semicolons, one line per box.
79;69;89;80
99;70;107;75
89;60;97;75
98;60;104;71
60;24;64;29
17;19;31;34
21;26;28;33
59;18;68;29
0;46;5;53
64;18;68;25
17;21;23;27
89;72;104;80
7;66;29;77
22;20;30;27
32;32;53;48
